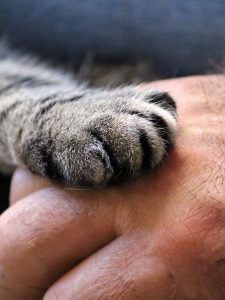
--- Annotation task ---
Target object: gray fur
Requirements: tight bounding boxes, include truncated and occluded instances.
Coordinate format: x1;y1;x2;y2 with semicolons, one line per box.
0;43;177;187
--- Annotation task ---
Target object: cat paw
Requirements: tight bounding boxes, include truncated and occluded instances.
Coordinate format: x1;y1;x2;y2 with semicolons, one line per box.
22;88;177;187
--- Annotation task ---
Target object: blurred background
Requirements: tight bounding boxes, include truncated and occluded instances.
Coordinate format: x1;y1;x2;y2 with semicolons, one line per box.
0;0;225;211
0;0;225;80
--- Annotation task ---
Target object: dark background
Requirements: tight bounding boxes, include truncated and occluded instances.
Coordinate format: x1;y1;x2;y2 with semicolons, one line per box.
1;0;225;76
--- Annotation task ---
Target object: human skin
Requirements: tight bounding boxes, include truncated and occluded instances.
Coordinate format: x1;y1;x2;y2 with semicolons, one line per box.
0;75;224;299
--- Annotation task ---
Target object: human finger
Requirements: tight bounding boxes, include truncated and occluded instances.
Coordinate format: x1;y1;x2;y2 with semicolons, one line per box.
0;186;117;299
10;167;52;205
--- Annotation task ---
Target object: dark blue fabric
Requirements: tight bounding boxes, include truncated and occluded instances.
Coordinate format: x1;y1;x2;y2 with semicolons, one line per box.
0;0;225;76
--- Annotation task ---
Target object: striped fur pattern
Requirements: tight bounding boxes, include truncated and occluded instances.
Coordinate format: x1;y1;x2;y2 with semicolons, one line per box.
0;44;177;187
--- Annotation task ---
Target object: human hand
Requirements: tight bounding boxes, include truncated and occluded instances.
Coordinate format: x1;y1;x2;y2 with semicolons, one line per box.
0;75;224;299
